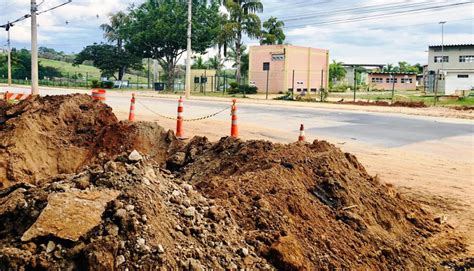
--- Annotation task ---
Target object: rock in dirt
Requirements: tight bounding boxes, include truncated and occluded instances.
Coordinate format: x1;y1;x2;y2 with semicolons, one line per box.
21;189;120;241
128;150;143;162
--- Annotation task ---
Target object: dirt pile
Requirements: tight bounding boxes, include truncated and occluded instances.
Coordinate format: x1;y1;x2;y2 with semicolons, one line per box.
171;137;469;269
0;95;179;188
337;100;427;108
0;95;471;270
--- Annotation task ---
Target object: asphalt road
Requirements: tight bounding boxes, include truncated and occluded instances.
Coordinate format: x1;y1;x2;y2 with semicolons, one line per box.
4;86;474;149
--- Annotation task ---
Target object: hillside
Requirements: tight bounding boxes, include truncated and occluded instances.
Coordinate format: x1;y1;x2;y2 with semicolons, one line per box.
39;58;149;83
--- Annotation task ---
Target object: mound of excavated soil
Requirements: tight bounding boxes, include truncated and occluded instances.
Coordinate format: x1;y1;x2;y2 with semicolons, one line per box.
0;95;471;270
0;95;179;188
170;137;469;269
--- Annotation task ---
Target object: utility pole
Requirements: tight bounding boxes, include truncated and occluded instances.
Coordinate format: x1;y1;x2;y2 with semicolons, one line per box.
184;0;192;99
31;0;39;95
435;21;446;106
353;66;357;102
6;21;12;86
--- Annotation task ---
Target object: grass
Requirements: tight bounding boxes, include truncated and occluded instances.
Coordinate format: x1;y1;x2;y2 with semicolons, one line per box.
39;58;149;83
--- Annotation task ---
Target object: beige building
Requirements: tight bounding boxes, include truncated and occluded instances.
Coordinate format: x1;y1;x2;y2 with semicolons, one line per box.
249;45;329;94
190;69;217;92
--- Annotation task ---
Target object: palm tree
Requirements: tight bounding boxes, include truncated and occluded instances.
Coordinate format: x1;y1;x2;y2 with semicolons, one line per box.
228;44;248;78
191;56;207;69
329;60;347;82
100;11;128;80
260;16;285;45
206;55;225;71
222;0;263;84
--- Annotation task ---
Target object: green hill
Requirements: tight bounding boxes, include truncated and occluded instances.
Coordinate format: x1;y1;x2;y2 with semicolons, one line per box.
39;58;149;83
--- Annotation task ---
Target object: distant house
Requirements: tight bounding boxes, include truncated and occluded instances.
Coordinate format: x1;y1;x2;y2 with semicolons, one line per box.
368;72;417;91
249;45;329;94
426;44;474;95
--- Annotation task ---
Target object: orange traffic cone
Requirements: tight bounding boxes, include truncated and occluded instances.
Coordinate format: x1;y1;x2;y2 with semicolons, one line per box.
231;99;238;138
176;96;184;138
128;93;136;121
298;124;305;142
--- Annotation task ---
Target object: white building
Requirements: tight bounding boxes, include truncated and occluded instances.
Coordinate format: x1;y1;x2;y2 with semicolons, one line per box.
426;44;474;95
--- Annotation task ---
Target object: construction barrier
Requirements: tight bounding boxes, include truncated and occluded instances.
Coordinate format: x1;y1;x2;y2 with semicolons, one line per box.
231;99;238;138
128;93;136;122
298;124;305;142
4;91;32;101
176;96;184;138
91;89;106;101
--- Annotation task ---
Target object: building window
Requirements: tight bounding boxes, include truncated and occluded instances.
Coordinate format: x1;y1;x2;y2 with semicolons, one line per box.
459;56;474;62
271;54;285;61
457;74;469;78
401;78;413;84
371;77;383;83
434;56;449;63
386;77;397;83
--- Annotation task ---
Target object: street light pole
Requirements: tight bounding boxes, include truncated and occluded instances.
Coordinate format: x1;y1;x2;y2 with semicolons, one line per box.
184;0;192;99
7;21;12;86
435;21;446;106
31;0;39;95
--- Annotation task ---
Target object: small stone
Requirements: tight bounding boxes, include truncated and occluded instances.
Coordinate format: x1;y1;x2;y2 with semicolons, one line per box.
182;183;193;192
104;161;118;172
189;259;204;271
128;150;143;162
115;208;127;219
46;241;56;253
125;205;135;212
434;215;448;224
141;215;148;223
137;238;146;246
228;262;238;270
157;244;165;254
172;190;181;197
143;178;151;186
106;224;120;236
237;247;249;257
175;225;183;231
183;207;196;218
168;152;187;167
116;255;126;266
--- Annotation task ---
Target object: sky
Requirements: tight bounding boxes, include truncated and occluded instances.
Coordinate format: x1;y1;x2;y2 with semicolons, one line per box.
0;0;473;65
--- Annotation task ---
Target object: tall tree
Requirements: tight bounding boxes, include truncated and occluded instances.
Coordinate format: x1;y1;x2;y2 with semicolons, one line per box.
100;12;129;80
260;16;285;45
123;0;220;91
206;55;225;71
222;0;263;84
228;44;249;79
329;60;347;82
74;43;142;79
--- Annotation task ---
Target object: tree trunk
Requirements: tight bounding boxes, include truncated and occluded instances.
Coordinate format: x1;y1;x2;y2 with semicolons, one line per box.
118;66;125;81
235;38;242;85
164;58;176;92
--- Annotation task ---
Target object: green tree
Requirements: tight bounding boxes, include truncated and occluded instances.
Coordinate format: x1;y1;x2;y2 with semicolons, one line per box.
260;16;285;45
206;55;225;72
191;56;207;69
222;0;263;84
0;49;61;80
74;43;142;79
228;44;249;79
123;0;220;91
100;11;130;80
329;60;347;82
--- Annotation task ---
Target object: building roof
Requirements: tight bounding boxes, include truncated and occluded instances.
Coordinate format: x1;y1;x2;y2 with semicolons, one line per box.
428;44;474;48
368;71;417;75
342;64;385;67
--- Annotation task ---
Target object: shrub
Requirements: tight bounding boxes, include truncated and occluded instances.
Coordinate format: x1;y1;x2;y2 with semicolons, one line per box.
227;84;258;95
101;81;114;89
90;79;100;88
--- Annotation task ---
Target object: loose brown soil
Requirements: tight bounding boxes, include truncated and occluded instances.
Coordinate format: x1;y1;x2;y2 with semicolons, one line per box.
337;100;427;108
0;95;472;270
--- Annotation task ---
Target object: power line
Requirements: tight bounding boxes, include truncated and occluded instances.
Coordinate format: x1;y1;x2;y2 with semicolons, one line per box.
284;2;473;28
